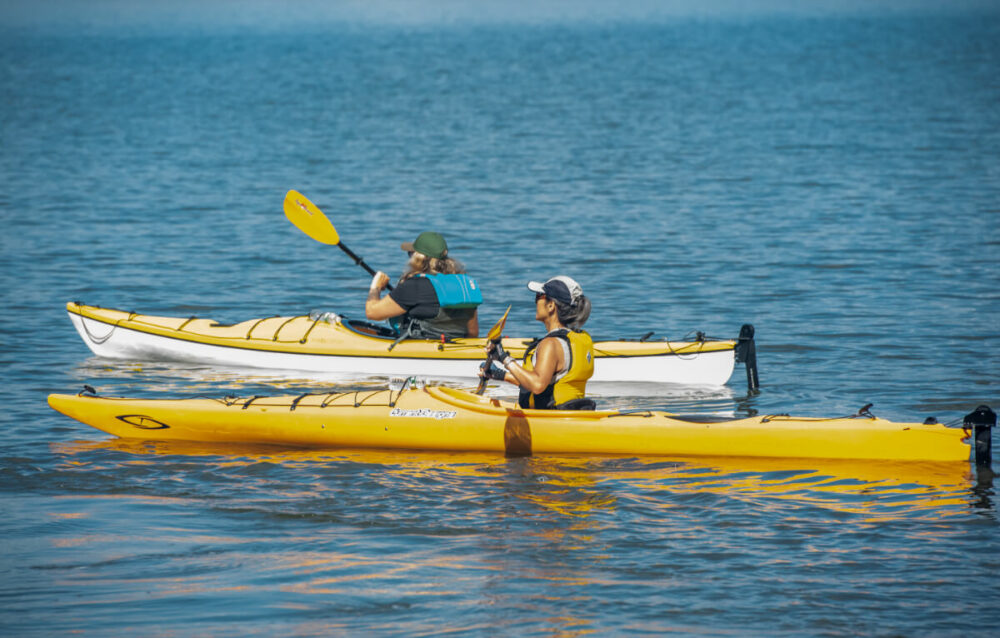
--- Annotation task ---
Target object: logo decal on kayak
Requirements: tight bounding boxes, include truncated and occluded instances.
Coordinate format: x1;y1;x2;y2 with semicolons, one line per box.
389;408;457;420
116;414;170;430
295;199;312;215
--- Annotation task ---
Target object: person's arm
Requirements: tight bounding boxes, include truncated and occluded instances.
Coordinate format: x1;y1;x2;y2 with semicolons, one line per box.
465;310;479;337
495;338;562;393
365;272;406;321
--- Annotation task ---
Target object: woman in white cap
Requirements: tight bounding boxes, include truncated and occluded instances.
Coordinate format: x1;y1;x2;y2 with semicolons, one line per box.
480;276;595;410
366;231;481;339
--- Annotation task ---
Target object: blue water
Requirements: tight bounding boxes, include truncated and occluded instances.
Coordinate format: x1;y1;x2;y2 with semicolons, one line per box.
3;4;1000;635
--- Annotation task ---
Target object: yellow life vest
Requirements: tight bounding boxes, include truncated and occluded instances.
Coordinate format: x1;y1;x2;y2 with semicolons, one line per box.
518;329;594;409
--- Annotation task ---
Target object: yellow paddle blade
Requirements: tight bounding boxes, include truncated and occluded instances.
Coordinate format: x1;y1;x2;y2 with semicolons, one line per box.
283;190;340;245
486;306;511;343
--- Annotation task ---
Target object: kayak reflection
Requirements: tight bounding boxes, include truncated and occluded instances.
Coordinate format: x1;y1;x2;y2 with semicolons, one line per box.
71;357;741;401
53;440;977;521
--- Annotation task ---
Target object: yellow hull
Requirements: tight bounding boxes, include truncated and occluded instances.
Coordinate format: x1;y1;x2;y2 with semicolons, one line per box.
65;302;742;385
48;386;971;462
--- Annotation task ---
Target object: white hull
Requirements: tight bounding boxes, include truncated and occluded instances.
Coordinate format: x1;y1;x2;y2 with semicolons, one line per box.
69;313;737;386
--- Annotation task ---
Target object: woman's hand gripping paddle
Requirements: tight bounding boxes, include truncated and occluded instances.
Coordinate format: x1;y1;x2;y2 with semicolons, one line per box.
476;306;511;395
283;190;391;290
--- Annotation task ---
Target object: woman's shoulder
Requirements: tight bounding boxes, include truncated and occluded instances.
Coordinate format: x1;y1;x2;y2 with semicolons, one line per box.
390;275;436;303
398;274;435;288
538;333;569;350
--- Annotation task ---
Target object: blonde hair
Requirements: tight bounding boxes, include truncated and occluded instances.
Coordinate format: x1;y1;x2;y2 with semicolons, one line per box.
399;252;466;283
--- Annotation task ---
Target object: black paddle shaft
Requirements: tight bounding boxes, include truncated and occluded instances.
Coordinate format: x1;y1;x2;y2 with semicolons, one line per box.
338;243;392;291
475;351;495;395
476;332;507;395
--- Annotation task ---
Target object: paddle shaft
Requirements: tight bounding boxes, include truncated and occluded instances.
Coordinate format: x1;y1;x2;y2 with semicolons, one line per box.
338;242;392;291
476;306;512;395
475;350;495;395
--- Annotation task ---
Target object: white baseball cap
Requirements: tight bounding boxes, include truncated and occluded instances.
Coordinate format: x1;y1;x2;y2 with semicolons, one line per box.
527;276;583;306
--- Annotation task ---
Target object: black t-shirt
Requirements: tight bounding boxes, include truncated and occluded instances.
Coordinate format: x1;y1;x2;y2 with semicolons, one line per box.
388;277;440;319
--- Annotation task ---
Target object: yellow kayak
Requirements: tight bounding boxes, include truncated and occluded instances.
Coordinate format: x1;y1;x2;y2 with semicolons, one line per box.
65;302;755;387
48;385;973;462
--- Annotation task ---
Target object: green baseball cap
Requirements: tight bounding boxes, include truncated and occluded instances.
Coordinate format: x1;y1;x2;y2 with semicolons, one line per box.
401;231;448;259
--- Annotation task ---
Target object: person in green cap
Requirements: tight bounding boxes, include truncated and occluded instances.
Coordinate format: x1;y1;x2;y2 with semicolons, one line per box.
365;231;481;339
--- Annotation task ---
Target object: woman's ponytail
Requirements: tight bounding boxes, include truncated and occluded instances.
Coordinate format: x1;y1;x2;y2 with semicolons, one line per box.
555;295;590;331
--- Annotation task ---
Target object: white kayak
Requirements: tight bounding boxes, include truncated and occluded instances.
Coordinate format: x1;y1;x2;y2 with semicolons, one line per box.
66;302;758;388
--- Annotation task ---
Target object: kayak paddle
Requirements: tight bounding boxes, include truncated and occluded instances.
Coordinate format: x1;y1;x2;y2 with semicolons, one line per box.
476;305;511;395
283;190;391;291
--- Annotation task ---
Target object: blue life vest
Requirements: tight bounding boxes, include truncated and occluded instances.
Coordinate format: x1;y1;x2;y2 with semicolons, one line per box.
420;274;483;309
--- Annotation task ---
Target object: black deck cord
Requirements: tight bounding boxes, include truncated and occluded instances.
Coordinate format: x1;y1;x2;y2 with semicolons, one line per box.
849;403;876;419
74;387;258;404
177;316;197;331
354;390;386;407
73;300;118;344
389;377;416;407
272;315;305;342
299;316;322;344
245;315;278;340
608;329;707;360
762;403;875;424
320;392;348;408
607;410;655;418
241;395;264;410
78;314;119;345
290;392;314;411
939;416;968;428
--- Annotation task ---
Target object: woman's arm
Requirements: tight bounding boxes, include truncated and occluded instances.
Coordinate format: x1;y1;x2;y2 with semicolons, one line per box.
365;272;406;321
465;310;479;337
504;338;562;394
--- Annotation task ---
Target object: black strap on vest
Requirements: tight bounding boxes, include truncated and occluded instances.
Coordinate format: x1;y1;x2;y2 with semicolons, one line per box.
521;328;569;360
386;321;414;351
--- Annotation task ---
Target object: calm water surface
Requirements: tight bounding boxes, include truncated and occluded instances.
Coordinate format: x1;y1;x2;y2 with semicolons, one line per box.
2;5;999;636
